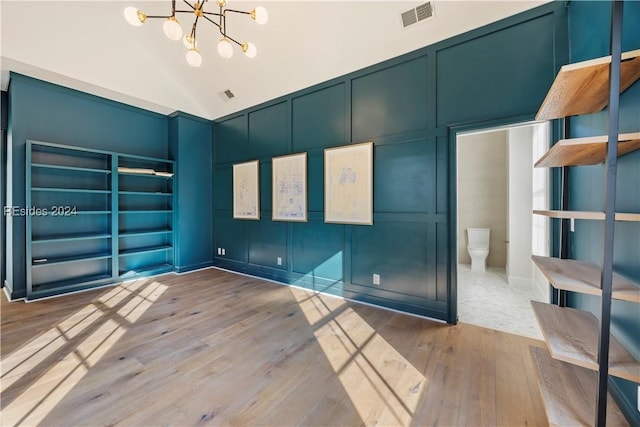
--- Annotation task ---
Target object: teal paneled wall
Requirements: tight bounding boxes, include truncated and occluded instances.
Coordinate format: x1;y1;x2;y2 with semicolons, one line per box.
213;2;568;320
1;91;6;288
566;1;640;422
292;84;346;151
436;13;557;126
7;74;169;298
169;112;214;272
351;57;429;141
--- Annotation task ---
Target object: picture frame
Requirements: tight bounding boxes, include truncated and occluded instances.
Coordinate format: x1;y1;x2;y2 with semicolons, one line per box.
233;160;260;220
272;152;307;222
324;141;373;225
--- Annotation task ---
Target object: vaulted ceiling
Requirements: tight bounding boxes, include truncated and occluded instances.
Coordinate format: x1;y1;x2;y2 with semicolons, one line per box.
1;1;549;120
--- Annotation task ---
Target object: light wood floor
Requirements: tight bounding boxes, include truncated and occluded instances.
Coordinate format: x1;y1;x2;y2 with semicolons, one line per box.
1;268;549;426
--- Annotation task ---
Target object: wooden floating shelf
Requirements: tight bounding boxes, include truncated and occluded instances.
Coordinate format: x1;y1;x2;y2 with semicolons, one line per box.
532;256;640;303
530;346;629;427
536;49;640;120
533;209;640;222
534;132;640;168
532;301;640;383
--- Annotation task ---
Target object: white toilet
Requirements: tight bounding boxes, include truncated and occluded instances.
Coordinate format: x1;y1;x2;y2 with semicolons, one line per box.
467;228;490;273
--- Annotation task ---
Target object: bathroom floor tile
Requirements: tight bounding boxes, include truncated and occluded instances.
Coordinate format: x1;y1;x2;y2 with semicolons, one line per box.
457;263;544;339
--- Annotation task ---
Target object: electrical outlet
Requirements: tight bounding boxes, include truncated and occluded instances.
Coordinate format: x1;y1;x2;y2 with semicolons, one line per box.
570;218;575;232
373;274;381;285
217;247;221;255
277;257;282;266
221;248;226;256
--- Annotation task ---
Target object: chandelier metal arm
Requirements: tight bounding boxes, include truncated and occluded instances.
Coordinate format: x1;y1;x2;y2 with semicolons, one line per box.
223;9;251;16
202;14;224;34
124;0;267;64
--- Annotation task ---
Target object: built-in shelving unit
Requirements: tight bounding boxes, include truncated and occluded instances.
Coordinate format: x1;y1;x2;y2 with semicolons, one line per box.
532;256;640;303
117;153;174;280
530;10;640;426
535;49;640;120
25;141;175;300
530;347;628;427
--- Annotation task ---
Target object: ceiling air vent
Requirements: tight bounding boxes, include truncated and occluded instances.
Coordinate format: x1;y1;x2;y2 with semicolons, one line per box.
218;89;235;102
401;2;435;28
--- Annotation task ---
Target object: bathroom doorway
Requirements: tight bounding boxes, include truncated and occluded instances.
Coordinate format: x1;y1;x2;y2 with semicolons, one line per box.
455;121;551;339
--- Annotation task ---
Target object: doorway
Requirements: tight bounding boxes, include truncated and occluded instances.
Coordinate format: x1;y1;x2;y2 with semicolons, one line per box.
455;121;550;338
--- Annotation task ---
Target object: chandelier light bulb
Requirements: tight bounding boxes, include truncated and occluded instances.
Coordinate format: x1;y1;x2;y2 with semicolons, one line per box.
124;7;146;26
242;42;257;58
217;38;234;59
163;16;183;41
186;48;202;67
183;34;197;49
251;6;268;25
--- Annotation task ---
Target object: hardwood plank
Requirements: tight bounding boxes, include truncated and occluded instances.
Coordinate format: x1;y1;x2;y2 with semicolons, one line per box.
532;255;640;303
534;132;640;168
1;268;552;427
495;332;543;427
530;346;629;427
536;49;640;120
532;301;640;382
533;209;640;222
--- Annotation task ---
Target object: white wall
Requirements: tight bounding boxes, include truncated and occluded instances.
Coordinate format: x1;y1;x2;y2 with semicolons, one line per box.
457;130;508;267
507;126;533;288
531;122;551;301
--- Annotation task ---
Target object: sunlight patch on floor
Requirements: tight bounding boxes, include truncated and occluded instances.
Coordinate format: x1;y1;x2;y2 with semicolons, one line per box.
0;279;168;427
292;289;426;426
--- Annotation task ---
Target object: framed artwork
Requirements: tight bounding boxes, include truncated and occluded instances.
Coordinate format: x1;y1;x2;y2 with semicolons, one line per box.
272;152;307;222
324;141;373;225
233;160;260;220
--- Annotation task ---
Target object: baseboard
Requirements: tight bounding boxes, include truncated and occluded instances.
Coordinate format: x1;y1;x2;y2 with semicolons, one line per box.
3;279;25;302
508;276;534;290
174;261;214;274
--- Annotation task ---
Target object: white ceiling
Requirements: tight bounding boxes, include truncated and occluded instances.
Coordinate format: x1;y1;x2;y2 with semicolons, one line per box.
0;0;549;120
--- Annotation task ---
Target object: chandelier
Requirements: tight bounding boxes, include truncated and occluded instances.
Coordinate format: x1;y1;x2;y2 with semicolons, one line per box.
124;0;268;67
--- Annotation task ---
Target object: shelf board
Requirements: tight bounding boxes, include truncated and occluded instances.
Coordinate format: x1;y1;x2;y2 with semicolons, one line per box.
531;301;640;383
31;210;111;216
119;229;173;237
532;256;640;303
119;191;172;196
76;210;112;215
530;346;628;427
119;210;173;214
118;172;173;179
533;209;640;222
32;187;111;194
32;252;112;267
31;273;113;295
32;232;112;243
534;132;640;168
536;49;640;120
119;263;173;279
119;246;173;257
32;163;111;174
